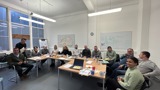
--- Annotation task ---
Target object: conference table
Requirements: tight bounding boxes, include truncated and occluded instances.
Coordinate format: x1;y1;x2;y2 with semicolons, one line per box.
27;54;74;77
58;58;106;90
28;55;107;90
27;55;50;77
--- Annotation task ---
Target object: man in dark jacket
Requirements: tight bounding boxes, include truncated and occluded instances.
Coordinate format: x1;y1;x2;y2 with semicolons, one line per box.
82;45;91;58
8;48;33;80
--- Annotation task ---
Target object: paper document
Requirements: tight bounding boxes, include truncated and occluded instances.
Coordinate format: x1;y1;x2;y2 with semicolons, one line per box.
79;68;91;76
28;56;41;60
102;60;109;64
20;47;25;53
58;57;66;60
86;61;93;64
105;58;110;61
63;64;72;68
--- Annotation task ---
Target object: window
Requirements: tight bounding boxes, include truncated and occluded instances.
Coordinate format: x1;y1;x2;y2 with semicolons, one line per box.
32;17;44;47
0;6;9;50
11;10;30;48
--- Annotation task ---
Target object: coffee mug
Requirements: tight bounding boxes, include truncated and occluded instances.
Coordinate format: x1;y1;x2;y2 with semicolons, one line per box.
99;71;105;76
91;70;95;75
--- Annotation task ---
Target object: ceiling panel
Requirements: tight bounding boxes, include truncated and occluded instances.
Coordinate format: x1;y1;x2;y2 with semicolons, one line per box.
2;0;138;17
3;0;87;17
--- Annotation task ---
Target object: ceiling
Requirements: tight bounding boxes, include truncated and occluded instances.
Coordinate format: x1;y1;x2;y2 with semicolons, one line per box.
3;0;138;17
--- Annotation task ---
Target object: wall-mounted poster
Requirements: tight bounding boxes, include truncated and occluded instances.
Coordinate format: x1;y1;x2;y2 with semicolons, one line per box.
58;34;75;47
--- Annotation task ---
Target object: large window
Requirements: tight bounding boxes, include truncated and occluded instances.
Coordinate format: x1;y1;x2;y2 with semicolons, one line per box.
32;17;44;47
11;10;30;48
0;6;9;50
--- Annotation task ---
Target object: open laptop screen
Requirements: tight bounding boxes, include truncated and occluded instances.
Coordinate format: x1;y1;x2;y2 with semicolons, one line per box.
73;59;84;67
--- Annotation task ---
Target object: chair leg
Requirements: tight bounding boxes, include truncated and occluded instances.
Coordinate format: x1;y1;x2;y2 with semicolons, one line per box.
1;80;3;90
9;66;18;83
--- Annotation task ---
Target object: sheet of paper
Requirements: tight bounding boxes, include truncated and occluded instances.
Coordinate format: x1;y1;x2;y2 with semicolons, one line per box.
58;57;66;60
63;64;72;68
86;61;93;64
79;69;91;76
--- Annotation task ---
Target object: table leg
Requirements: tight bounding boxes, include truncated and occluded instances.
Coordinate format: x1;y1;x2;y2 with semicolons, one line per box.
58;68;60;90
70;72;73;78
36;61;39;77
103;79;105;90
1;79;3;90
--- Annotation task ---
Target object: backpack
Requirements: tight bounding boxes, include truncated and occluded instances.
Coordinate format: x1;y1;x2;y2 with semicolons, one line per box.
0;53;8;62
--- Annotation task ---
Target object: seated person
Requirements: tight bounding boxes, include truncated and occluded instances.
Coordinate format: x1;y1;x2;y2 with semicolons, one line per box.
32;46;41;56
60;46;72;65
138;51;160;78
92;46;101;58
31;46;41;69
106;48;134;77
50;45;60;67
111;48;134;70
109;51;160;80
106;46;116;66
105;56;144;90
82;45;91;58
40;46;49;65
72;44;80;56
7;48;33;80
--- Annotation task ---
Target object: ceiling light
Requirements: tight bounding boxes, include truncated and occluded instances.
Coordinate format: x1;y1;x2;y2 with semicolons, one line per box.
19;17;45;25
31;12;56;22
88;8;122;17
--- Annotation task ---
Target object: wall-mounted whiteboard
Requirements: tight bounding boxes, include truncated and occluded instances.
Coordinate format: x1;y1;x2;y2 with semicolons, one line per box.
39;39;48;49
100;31;132;50
58;34;75;47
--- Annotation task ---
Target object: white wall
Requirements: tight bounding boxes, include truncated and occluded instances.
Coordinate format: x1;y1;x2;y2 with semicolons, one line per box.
44;4;139;54
88;4;138;54
44;12;88;51
149;0;160;66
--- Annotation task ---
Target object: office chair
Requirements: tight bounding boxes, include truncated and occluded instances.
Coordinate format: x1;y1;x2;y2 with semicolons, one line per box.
8;65;18;83
140;76;151;90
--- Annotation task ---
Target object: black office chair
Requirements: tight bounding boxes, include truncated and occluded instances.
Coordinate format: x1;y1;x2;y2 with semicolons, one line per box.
140;76;151;90
116;54;120;62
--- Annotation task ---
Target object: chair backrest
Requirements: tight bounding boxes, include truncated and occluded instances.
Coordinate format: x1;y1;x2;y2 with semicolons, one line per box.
25;50;31;58
0;53;7;62
116;54;120;62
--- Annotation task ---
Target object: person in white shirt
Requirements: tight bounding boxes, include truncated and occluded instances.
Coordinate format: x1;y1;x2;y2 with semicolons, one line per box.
72;44;80;56
52;45;60;55
50;45;60;67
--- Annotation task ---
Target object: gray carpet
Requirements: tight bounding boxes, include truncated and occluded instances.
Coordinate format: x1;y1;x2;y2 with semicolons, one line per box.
0;64;160;90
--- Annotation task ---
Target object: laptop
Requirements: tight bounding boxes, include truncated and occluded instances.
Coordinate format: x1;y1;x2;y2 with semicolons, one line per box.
70;59;84;70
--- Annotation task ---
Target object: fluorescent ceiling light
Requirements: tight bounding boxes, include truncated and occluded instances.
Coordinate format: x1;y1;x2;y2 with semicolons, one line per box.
88;8;122;17
19;17;45;25
31;12;56;22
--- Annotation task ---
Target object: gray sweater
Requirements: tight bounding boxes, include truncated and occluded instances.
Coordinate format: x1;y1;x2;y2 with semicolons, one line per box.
138;60;160;77
106;50;116;61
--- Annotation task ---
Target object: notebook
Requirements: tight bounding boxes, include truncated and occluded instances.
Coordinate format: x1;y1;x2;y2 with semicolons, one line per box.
70;59;84;70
